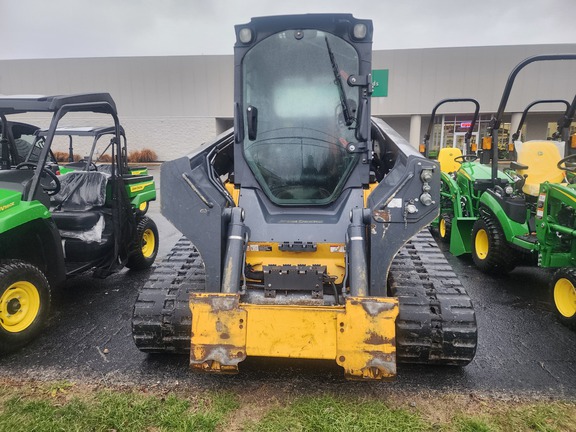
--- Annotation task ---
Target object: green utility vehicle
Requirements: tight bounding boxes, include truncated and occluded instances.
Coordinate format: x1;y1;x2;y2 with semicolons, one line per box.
466;54;576;328
0;94;159;352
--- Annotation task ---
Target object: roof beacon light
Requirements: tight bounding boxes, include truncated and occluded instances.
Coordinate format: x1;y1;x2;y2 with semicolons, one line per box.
353;23;367;39
239;27;253;44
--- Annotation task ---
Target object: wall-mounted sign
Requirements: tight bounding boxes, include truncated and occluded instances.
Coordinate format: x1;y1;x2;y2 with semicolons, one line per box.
371;69;389;97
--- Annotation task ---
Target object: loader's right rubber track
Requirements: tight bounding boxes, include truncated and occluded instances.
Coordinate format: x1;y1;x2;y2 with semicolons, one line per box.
389;230;478;366
132;237;205;353
133;232;477;365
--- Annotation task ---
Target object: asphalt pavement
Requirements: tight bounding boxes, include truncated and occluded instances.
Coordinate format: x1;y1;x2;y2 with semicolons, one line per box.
0;165;574;398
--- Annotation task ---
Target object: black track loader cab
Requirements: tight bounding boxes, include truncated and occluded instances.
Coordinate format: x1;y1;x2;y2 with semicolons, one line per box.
234;15;373;206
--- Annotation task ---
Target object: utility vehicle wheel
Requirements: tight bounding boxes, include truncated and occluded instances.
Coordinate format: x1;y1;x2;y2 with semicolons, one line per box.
126;216;159;270
0;260;51;353
138;201;149;215
438;213;452;243
471;215;516;275
550;269;576;329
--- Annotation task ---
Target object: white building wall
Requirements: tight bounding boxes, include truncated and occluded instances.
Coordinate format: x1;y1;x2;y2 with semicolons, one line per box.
1;44;575;160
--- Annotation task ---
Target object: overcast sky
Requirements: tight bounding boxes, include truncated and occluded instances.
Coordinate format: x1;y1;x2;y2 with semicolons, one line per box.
1;0;576;60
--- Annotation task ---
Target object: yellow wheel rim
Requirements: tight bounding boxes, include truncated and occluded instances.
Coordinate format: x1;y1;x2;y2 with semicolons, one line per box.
475;228;489;260
0;281;41;333
439;218;446;238
141;228;156;258
554;278;576;318
138;202;148;212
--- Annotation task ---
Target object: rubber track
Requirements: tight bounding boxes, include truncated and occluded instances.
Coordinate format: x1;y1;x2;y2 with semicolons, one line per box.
133;232;478;365
389;230;478;365
132;237;205;353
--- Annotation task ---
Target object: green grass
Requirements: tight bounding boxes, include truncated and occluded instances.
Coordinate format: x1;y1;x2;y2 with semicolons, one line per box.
244;395;426;432
0;382;575;432
0;384;239;432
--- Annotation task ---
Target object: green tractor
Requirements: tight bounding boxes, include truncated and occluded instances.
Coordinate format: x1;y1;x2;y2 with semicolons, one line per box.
465;54;576;328
421;98;518;260
0;93;160;352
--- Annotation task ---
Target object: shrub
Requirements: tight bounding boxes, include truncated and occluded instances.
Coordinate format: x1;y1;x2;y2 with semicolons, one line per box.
137;149;158;162
53;152;81;162
128;148;158;163
96;154;112;163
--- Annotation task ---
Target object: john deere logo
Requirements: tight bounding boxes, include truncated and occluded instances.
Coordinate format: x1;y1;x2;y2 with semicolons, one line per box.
130;181;153;193
0;201;16;212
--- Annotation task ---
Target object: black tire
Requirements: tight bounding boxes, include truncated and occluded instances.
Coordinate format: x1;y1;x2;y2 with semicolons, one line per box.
550;268;576;329
0;260;51;354
438;213;452;243
126;216;159;270
471;214;517;275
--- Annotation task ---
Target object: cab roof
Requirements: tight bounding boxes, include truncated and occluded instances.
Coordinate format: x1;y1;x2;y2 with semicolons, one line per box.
37;125;125;137
0;93;117;115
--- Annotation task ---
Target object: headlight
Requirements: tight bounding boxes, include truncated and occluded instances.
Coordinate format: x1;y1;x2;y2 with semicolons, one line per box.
239;27;253;44
505;185;514;195
353;23;367;39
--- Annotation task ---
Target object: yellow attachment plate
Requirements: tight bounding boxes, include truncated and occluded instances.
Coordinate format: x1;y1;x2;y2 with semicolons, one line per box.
189;293;399;380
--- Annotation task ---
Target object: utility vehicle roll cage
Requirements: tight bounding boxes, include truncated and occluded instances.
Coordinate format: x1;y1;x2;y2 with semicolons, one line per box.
35;126;129;175
422;98;480;158
486;54;576;183
0;94;121;202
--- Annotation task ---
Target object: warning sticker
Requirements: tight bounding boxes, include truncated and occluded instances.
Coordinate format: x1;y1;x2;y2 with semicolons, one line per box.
248;244;272;252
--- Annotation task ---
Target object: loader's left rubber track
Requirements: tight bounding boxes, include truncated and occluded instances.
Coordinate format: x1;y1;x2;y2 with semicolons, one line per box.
389;230;478;366
132;237;205;353
132;231;477;366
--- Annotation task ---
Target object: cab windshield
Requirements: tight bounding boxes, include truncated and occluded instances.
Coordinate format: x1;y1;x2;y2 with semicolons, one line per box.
242;30;360;205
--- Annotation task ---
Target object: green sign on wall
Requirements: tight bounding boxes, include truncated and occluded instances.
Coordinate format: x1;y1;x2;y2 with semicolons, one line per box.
372;69;389;97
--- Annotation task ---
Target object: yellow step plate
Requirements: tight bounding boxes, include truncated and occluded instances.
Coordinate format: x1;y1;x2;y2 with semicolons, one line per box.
189;293;399;380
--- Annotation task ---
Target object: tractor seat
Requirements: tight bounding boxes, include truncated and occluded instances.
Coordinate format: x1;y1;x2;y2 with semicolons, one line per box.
437;147;462;173
516;140;565;196
50;171;108;212
51;211;101;231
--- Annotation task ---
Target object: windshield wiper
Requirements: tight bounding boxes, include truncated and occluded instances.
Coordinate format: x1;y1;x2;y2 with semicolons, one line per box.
324;36;354;127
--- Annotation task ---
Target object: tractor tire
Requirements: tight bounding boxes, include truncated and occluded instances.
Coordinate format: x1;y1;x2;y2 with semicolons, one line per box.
126;216;159;270
438;213;452;243
550;268;576;329
471;214;517;275
0;260;51;354
132;236;205;353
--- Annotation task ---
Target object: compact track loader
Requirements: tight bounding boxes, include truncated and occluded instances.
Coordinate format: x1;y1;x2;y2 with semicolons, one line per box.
132;14;477;379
